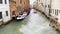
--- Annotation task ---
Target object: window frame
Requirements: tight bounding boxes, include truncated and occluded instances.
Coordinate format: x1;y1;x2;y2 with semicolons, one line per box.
5;0;7;4
0;12;2;19
0;0;3;4
6;11;8;16
20;0;22;4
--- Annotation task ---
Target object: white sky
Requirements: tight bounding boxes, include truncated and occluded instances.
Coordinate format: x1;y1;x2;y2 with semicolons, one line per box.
30;0;35;4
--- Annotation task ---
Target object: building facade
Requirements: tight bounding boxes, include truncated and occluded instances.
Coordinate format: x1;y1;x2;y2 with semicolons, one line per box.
0;0;30;25
50;0;60;31
33;0;60;31
9;0;30;18
0;0;11;24
33;0;50;17
50;0;60;22
9;0;17;18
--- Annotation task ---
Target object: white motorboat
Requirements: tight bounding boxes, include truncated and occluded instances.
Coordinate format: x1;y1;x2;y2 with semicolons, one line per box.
17;12;27;20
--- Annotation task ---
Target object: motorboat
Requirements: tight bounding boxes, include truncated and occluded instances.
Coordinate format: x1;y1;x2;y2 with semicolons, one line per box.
17;12;27;20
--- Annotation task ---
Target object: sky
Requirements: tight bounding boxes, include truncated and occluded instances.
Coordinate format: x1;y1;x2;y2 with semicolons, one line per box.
30;0;35;4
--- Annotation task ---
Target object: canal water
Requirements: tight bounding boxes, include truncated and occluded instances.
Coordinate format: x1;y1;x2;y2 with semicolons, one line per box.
0;9;60;34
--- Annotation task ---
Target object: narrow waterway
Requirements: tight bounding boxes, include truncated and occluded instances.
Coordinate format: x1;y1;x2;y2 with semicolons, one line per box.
0;9;60;34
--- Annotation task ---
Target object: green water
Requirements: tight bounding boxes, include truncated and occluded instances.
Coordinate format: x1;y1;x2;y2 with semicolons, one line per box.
0;9;60;34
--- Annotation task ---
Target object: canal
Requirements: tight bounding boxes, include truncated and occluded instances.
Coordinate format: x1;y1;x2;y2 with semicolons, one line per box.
0;9;60;34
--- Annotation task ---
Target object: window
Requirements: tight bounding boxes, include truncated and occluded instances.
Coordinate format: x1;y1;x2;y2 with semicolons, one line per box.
55;9;58;15
53;9;54;14
48;5;50;8
5;0;7;4
41;3;43;6
0;0;2;4
0;12;2;19
49;9;50;16
6;11;8;16
55;9;56;15
20;0;22;3
27;0;29;3
54;9;55;15
24;2;25;4
57;10;58;15
59;10;60;13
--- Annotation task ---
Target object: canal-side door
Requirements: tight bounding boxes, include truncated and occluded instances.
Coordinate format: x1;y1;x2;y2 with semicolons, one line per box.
12;11;16;17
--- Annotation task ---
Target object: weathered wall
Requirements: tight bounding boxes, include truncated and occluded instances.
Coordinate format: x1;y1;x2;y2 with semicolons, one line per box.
9;0;30;17
0;0;11;23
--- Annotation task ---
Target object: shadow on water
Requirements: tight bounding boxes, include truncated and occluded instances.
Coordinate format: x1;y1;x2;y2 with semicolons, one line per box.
0;18;28;29
10;19;28;26
0;19;28;34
